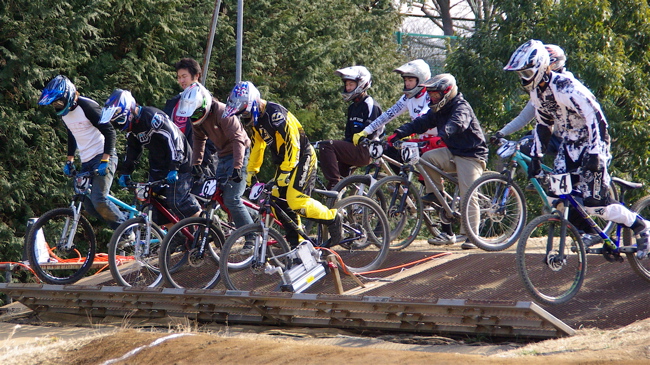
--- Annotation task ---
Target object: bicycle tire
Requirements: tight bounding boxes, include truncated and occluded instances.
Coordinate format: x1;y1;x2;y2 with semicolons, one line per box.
108;216;165;287
330;195;391;272
220;223;292;291
328;174;387;208
461;173;527;251
158;217;225;289
26;208;96;285
624;195;650;282
367;175;422;250
516;214;587;305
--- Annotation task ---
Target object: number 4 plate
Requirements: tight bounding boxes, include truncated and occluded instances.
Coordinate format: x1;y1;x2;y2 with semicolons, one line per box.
549;173;572;195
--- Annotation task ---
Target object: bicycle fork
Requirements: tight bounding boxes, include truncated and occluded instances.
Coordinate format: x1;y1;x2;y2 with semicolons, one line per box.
60;201;84;251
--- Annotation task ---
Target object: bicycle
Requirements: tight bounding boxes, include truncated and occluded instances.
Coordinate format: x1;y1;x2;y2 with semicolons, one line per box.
516;171;648;305
461;137;617;251
365;139;462;250
25;172;155;284
332;137;445;249
219;182;390;292
107;179;174;288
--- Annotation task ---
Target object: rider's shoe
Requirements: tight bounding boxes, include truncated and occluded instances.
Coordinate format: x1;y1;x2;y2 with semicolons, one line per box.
525;183;536;192
428;232;456;246
117;230;135;249
327;213;343;247
460;239;478;250
238;241;255;256
581;233;603;247
421;193;442;206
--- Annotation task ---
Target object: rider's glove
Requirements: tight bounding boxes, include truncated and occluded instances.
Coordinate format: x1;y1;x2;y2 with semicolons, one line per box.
166;170;179;184
97;159;110;176
230;168;243;183
583;153;604;172
387;131;405;146
63;161;76;176
246;172;256;187
528;157;543;179
118;174;132;188
277;171;291;187
352;130;369;146
490;131;504;146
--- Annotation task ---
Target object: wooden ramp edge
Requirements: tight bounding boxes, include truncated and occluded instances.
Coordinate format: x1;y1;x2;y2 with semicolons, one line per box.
0;283;575;339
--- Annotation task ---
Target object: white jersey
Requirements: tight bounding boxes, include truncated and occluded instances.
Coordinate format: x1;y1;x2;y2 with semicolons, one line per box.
530;71;611;165
62;97;105;163
362;91;434;137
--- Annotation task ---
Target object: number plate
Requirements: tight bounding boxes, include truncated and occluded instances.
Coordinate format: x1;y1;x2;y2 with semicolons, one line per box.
249;182;265;201
400;142;420;164
549;173;572;195
368;141;384;159
74;176;92;194
200;178;218;198
135;183;150;202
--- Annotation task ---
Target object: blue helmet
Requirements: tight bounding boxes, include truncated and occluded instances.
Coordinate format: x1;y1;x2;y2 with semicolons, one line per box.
38;75;77;116
100;89;137;131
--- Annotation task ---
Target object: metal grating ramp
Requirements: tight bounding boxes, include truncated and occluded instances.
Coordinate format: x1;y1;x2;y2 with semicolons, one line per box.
0;283;574;339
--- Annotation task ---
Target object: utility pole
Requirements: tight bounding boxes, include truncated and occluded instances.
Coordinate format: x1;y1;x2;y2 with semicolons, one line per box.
201;0;223;86
236;0;244;83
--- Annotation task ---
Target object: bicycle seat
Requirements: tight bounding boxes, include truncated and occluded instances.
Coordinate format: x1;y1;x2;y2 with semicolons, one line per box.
313;189;339;199
611;176;643;190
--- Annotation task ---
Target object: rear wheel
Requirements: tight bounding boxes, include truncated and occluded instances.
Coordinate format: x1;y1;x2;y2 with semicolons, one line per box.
624;195;650;282
516;214;586;305
26;208;97;285
108;217;164;287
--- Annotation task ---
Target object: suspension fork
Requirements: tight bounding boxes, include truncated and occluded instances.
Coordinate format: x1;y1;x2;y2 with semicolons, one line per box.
60;200;84;250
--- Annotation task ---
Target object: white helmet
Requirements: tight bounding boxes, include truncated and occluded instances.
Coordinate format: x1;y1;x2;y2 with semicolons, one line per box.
334;65;372;101
503;40;550;92
176;82;212;126
223;81;262;126
545;44;566;72
394;59;431;99
421;73;458;112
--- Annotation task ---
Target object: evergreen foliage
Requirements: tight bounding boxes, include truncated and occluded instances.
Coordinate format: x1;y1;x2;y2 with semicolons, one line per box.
0;0;403;268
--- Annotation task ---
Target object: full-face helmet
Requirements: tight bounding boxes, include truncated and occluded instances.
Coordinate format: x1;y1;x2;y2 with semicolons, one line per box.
334;66;372;101
222;81;262;126
176;82;212;126
38;75;77;116
420;73;458;112
503;40;550;92
545;44;566;72
394;59;431;98
100;89;137;131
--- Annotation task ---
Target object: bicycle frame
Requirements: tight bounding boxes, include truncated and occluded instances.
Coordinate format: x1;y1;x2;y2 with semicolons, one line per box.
504;144;555;211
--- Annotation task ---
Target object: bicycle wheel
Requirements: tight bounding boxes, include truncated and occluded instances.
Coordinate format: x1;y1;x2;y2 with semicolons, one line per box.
220;223;292;291
367;176;422;250
328;174;387;208
330;195;390;272
159;217;225;289
516;214;587;305
624;195;650;282
461;173;526;251
26;208;96;285
108;217;165;287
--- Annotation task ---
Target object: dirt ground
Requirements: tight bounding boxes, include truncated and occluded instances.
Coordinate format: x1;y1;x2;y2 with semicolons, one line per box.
1;307;650;365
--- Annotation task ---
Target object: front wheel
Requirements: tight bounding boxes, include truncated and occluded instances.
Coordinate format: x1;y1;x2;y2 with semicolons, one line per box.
220;223;292;291
516;214;587;305
25;208;96;284
367;176;422;250
624;195;650;282
461;173;526;251
158;217;225;289
108;217;165;287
